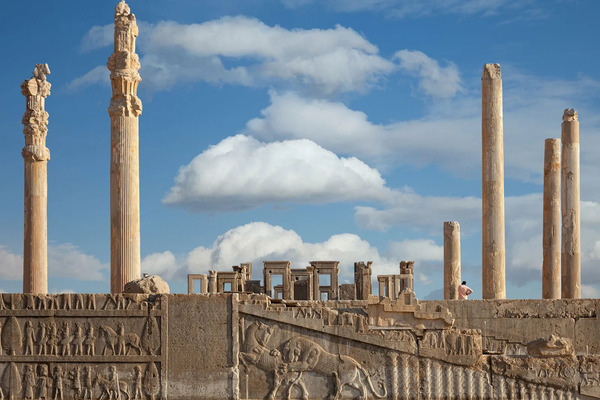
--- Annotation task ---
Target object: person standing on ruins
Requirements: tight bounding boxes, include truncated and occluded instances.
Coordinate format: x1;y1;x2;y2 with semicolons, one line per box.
458;281;473;299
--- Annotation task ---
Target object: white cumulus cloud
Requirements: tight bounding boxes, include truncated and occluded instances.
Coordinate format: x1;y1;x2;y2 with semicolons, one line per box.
145;221;435;284
394;49;463;98
163;134;390;212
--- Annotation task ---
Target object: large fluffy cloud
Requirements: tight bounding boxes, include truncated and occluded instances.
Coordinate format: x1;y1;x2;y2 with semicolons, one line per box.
163;134;391;212
142;222;443;286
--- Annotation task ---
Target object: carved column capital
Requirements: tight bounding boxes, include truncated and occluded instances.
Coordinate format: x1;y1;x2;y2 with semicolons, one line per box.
21;64;51;163
22;145;50;162
108;94;143;117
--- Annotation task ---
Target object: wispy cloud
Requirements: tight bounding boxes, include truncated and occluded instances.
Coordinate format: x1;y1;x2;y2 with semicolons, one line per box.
394;50;463;98
71;16;394;95
65;65;110;92
281;0;543;20
0;243;107;282
80;24;113;52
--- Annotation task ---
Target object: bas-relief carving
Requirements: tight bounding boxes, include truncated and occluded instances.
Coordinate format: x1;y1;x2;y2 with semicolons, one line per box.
419;329;482;367
491;355;580;391
239;321;387;400
0;294;166;400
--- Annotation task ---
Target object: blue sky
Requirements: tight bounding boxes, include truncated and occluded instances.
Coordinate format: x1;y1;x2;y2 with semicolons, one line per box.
1;0;599;298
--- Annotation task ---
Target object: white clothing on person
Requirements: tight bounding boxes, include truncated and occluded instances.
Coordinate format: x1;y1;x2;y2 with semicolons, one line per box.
458;284;473;299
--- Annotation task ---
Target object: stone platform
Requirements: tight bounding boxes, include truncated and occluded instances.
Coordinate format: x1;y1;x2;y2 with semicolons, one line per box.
0;293;599;399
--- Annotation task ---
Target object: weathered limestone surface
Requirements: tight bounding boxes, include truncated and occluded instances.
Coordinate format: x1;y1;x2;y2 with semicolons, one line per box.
0;294;600;399
443;221;461;300
561;109;581;299
543;138;561;299
108;1;143;293
481;63;506;300
21;64;51;295
124;275;170;294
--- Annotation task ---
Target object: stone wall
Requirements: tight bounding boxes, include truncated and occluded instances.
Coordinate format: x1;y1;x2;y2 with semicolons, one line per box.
1;293;599;399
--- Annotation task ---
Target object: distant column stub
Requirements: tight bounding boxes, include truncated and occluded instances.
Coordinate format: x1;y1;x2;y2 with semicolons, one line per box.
443;221;461;300
21;64;51;294
561;108;580;299
481;63;506;299
542;138;561;299
108;0;142;293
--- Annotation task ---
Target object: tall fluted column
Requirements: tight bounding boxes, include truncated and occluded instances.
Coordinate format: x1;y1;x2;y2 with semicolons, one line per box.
481;63;506;299
543;138;561;299
561;109;580;298
443;221;461;299
21;64;51;294
108;0;142;293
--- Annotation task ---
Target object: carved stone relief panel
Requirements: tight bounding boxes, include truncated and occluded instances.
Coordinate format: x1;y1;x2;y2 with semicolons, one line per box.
238;315;388;400
0;294;167;400
419;329;482;367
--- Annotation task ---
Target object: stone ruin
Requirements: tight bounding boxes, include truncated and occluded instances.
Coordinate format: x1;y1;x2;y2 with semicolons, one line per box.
4;1;599;399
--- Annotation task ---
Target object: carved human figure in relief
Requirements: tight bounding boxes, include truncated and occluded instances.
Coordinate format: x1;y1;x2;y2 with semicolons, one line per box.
37;322;48;355
87;294;96;310
83;366;94;400
48;321;59;356
24;320;35;355
24;365;36;400
84;324;96;356
118;323;126;355
60;321;73;356
109;366;119;399
53;366;64;400
38;364;50;400
73;323;84;355
133;365;143;400
69;366;82;400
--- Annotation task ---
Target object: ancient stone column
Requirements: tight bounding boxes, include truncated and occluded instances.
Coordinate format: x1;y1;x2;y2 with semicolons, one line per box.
481;63;506;299
443;221;461;299
21;64;51;294
561;109;580;298
543;138;561;299
108;1;143;293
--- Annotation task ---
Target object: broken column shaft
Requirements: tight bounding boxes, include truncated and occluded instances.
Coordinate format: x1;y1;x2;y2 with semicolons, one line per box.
561;109;580;299
108;1;143;293
21;64;51;294
542;138;561;299
444;221;461;299
481;63;506;299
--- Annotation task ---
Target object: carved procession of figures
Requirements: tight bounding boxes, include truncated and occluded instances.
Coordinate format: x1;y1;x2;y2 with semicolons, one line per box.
0;294;160;312
0;315;161;358
0;361;160;400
